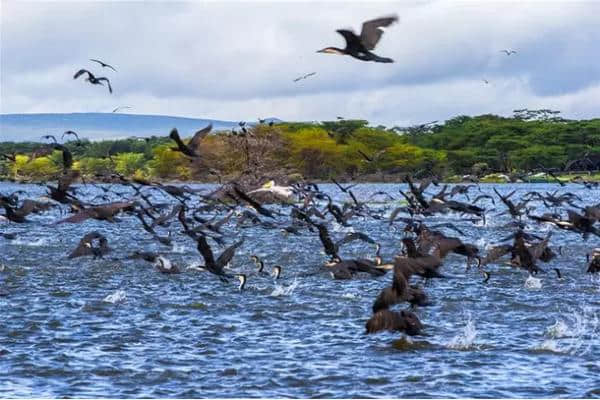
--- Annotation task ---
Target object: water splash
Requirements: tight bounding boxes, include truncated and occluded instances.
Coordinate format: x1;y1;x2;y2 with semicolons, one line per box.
524;275;542;289
270;277;299;297
10;238;49;247
103;289;127;304
448;312;478;350
171;242;188;253
537;306;600;355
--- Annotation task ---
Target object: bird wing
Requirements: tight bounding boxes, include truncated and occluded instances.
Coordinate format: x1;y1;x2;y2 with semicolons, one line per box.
315;223;338;258
336;29;362;51
196;235;217;269
169;128;189;152
216;239;244;269
359;15;398;50
96;77;113;93
336;232;376;249
73;69;92;80
188;124;212;149
54;208;95;224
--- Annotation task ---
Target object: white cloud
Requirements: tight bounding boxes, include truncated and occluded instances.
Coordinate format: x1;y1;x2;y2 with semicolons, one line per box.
1;0;598;126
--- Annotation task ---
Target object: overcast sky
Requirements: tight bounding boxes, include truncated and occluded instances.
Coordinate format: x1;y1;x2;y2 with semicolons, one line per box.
1;0;599;126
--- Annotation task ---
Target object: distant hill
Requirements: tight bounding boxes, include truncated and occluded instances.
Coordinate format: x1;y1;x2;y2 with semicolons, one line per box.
0;113;282;142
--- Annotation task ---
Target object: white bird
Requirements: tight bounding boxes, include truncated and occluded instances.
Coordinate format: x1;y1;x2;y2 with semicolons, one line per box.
247;181;294;201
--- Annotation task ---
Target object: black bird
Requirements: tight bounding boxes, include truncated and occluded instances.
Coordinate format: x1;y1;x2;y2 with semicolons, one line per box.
73;69;113;93
169;124;212;158
62;130;80;142
366;309;423;336
41;134;58;143
193;235;244;282
89;58;117;72
68;232;111;259
317;15;398;63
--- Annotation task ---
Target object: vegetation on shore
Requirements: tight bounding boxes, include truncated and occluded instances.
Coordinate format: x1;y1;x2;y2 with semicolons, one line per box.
1;110;599;183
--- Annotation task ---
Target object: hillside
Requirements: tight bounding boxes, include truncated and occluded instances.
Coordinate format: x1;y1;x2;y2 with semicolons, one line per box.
0;112;248;141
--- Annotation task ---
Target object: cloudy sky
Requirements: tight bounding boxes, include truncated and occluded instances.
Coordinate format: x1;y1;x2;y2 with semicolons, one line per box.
1;0;599;126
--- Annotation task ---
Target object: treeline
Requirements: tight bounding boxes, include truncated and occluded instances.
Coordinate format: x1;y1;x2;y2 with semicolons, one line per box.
1;110;599;182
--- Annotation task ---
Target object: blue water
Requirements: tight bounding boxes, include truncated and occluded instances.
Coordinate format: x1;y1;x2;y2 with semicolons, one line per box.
1;182;599;398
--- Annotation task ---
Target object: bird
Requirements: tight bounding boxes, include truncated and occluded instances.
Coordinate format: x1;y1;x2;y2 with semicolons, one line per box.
112;106;131;113
366;309;423;336
271;265;282;279
483;79;489;85
293;72;317;82
62;130;80;142
500;49;517;55
192;235;244;282
169;124;212;158
154;256;181;274
89;59;117;72
68;232;111;259
236;274;247;291
317;15;398;63
73;69;113;93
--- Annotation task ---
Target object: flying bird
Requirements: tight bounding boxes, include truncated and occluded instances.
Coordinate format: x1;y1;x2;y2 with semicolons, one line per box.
112;106;131;113
317;15;399;63
169;124;212;158
293;72;317;82
89;58;117;72
62;130;80;141
73;69;113;93
500;49;517;55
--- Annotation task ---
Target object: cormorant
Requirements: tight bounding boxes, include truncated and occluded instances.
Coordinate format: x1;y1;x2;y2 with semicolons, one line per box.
317;15;398;63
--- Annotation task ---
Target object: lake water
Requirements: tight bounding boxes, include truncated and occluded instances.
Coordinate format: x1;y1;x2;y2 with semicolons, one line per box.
1;182;599;398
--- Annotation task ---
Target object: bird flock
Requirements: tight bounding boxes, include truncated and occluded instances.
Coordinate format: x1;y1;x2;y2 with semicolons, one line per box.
2;131;600;341
2;14;598;346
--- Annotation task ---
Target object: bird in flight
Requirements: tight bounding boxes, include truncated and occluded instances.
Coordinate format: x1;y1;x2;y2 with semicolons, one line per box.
293;72;317;82
483;79;489;85
112;106;132;113
169;124;212;158
74;69;113;93
317;15;398;63
500;49;517;56
90;59;117;72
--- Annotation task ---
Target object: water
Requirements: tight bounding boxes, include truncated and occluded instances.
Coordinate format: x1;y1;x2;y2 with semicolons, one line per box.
1;182;600;397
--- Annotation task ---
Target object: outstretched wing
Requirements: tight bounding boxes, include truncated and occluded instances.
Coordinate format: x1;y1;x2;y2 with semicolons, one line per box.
336;29;362;51
359;15;398;50
336;231;375;249
73;69;92;80
216;239;244;269
188;124;212;149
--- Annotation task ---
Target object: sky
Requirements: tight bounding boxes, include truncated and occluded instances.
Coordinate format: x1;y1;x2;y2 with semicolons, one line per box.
1;0;599;127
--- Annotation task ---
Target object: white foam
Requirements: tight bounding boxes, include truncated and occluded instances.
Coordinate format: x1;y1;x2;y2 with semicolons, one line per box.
103;289;127;304
537;306;600;355
10;238;49;247
270;277;299;297
171;243;187;253
448;312;478;350
524;275;542;289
